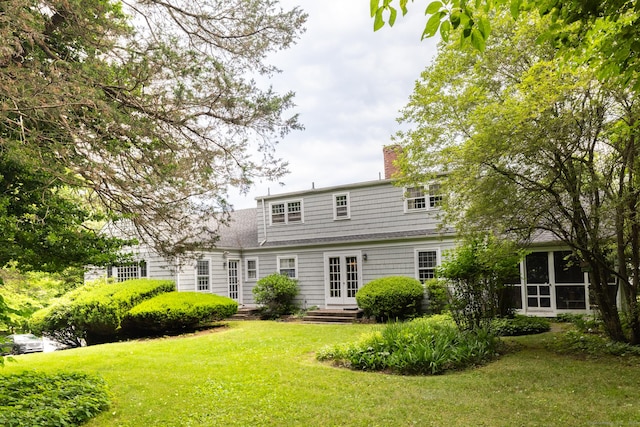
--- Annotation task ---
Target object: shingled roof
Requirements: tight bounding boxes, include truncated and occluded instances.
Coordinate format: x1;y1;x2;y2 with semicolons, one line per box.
215;208;258;249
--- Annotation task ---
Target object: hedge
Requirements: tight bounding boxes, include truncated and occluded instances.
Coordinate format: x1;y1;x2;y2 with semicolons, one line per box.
121;292;238;336
355;276;424;321
30;279;175;345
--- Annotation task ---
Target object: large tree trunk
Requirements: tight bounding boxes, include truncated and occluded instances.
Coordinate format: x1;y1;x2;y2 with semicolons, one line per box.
589;262;627;343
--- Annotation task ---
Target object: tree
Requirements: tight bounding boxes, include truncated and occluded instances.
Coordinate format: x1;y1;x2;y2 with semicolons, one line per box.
370;0;640;90
0;147;129;272
394;12;640;344
438;235;524;331
1;0;306;260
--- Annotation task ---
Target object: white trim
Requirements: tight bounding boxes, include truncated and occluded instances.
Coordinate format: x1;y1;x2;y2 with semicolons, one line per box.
245;257;259;282
323;250;362;307
227;258;242;303
269;199;304;225
277;255;298;279
403;184;442;213
333;192;351;220
414;247;441;283
195;258;211;292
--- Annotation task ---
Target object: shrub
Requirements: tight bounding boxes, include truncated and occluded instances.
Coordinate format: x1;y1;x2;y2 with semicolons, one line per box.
491;315;551;336
252;273;299;318
0;371;110;426
121;292;238;336
550;329;640;357
317;314;501;375
30;279;175;345
556;313;602;333
355;276;424;322
438;236;524;330
424;278;449;314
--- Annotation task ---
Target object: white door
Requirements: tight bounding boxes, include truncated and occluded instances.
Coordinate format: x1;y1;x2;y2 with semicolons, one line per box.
324;252;362;306
524;252;553;313
227;259;240;302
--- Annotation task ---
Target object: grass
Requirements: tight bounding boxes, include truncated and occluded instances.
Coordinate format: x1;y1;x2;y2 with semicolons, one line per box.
2;321;640;426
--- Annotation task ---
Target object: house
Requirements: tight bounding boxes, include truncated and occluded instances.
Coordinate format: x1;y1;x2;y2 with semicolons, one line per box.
86;148;603;316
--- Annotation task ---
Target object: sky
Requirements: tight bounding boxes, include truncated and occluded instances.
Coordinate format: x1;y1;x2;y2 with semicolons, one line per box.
228;1;439;209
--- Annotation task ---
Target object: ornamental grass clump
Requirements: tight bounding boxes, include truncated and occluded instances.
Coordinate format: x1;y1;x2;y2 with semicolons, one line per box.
317;314;501;375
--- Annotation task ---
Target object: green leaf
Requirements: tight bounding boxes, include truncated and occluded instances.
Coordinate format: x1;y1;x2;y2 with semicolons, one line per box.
424;11;444;38
374;9;385;31
451;9;461;29
439;19;451;42
400;0;409;15
426;1;443;15
389;6;398;26
510;0;522;19
370;0;380;17
477;16;491;38
470;27;486;51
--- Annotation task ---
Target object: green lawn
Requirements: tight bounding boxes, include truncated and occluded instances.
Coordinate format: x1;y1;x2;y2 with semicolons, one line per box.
3;321;639;426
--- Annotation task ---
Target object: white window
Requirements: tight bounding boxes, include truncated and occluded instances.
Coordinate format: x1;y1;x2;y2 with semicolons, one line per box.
270;200;303;225
278;256;298;278
427;183;443;208
416;250;439;283
405;184;442;212
333;193;351;220
196;259;210;291
405;186;427;211
110;260;147;282
246;258;258;281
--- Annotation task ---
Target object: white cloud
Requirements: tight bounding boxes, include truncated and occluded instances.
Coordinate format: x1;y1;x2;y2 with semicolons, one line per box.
229;0;438;208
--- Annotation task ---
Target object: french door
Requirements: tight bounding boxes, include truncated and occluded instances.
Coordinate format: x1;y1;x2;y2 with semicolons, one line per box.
324;252;362;306
227;259;240;302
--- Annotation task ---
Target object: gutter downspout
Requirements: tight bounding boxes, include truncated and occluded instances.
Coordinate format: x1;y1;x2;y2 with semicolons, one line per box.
175;258;181;292
260;198;268;246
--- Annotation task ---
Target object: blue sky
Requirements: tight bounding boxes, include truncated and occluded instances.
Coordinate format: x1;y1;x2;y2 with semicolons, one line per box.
229;1;438;209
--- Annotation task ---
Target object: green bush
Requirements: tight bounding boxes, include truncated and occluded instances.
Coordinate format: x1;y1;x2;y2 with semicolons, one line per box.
0;371;110;426
252;273;299;318
356;276;424;321
424;278;449;314
121;292;238;336
550;329;640;357
491;315;551;336
556;313;602;332
317;314;501;375
30;279;175;345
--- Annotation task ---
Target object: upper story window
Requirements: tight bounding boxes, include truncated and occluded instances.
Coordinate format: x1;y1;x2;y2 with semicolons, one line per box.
405;183;442;212
427;183;443;208
333;192;350;220
270;200;303;225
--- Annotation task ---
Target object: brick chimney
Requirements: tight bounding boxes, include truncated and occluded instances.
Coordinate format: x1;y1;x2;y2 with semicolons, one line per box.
383;145;402;179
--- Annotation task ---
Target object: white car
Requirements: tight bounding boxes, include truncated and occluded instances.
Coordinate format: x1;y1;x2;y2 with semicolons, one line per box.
3;334;45;355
